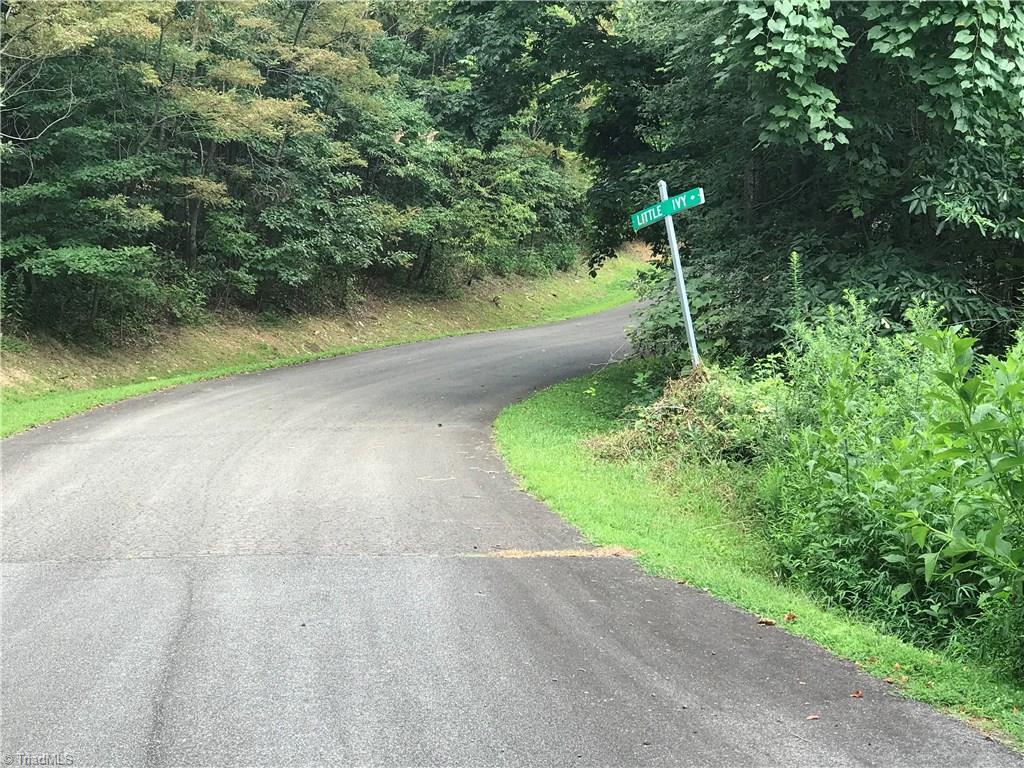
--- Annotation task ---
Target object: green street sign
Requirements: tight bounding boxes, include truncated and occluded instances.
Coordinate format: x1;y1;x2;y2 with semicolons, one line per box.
630;187;705;232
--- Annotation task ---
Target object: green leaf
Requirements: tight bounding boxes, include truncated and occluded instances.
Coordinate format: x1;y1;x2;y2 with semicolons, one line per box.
923;551;939;584
958;377;980;404
992;455;1024;474
932;447;971;461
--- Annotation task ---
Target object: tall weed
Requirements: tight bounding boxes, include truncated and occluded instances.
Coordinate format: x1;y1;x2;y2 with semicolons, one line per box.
767;302;1021;676
617;297;1023;678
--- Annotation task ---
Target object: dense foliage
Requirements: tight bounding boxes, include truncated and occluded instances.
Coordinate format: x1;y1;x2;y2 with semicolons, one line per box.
1;1;585;342
454;0;1023;357
613;294;1023;680
9;0;1019;350
768;302;1022;678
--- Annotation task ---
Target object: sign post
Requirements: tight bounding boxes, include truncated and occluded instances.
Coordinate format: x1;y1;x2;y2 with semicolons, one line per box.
629;181;704;368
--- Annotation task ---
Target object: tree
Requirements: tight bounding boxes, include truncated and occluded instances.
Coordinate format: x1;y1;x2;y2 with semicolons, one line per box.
452;0;1023;357
1;0;588;341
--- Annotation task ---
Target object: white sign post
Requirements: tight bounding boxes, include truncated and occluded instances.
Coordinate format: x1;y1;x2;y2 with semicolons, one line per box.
657;180;701;368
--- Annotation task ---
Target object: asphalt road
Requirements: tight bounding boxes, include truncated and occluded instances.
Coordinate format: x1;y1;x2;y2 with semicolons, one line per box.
2;304;1019;767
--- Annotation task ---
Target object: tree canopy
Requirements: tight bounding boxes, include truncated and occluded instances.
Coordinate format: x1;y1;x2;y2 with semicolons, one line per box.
1;0;586;341
2;0;1021;355
452;0;1023;356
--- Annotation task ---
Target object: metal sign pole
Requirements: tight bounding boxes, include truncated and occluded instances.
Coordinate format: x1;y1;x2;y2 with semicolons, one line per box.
658;179;701;368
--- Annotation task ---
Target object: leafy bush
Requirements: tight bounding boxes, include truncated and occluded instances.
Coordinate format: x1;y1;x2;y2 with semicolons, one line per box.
615;296;1023;679
603;366;783;464
762;303;1023;677
898;329;1024;676
18;246;166;343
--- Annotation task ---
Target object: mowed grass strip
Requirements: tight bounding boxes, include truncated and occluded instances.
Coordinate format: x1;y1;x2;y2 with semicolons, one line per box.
1;252;643;438
494;361;1024;750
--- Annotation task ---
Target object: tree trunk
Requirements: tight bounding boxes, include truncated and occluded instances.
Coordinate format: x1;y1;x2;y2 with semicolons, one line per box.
417;244;434;281
187;198;201;271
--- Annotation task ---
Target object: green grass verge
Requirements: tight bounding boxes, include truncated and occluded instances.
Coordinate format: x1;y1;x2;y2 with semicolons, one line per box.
494;361;1024;749
2;256;642;438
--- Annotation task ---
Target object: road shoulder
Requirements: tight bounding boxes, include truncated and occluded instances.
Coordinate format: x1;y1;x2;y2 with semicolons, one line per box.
493;361;1024;753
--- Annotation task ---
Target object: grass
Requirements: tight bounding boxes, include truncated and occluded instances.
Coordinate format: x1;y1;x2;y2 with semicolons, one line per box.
494;360;1024;750
1;250;644;437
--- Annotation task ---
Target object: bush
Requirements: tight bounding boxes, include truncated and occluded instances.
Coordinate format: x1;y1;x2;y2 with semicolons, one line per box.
617;296;1023;678
17;245;167;343
763;301;1022;675
605;366;783;464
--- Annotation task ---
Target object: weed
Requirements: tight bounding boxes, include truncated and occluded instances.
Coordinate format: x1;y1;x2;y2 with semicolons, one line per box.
495;361;1024;747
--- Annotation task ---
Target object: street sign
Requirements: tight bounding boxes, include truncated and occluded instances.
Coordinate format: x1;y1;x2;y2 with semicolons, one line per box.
630;187;705;232
627;181;706;368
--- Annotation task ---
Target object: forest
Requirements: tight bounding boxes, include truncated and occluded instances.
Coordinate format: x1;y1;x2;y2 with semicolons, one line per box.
2;0;1023;698
3;1;1021;351
1;0;587;342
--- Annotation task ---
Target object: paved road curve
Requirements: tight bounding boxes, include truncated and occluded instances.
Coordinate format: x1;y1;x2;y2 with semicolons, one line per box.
2;305;1019;767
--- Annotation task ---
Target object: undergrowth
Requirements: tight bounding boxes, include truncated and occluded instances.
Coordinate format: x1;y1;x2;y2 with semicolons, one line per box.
609;295;1023;681
496;360;1024;748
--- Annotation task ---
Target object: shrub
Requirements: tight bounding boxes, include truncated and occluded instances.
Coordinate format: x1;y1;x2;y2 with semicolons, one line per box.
611;366;783;464
17;245;167;343
762;303;1022;668
616;296;1023;678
